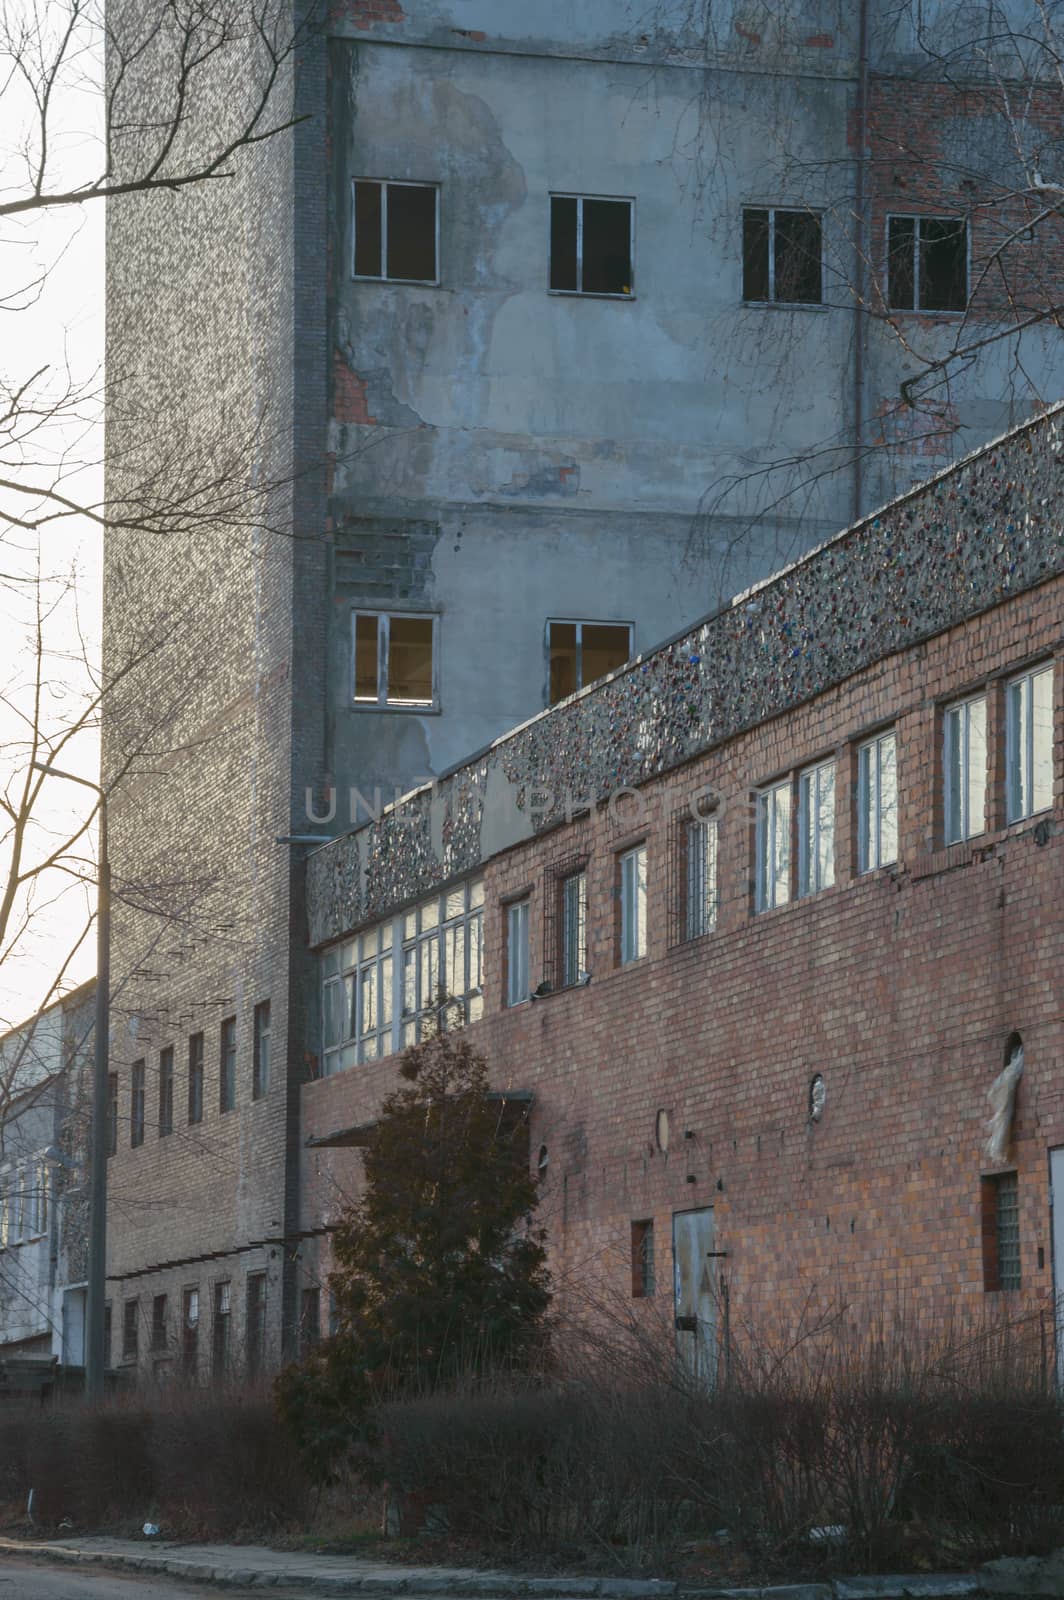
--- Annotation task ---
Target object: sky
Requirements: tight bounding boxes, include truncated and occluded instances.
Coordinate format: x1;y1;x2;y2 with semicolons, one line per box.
0;3;105;1027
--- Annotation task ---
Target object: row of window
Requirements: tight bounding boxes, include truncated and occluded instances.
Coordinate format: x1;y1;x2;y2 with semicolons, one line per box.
115;1272;265;1377
108;1002;271;1156
0;1158;49;1248
352;178;970;312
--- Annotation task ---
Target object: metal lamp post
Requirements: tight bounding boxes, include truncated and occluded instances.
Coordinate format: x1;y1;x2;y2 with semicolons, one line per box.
32;761;109;1400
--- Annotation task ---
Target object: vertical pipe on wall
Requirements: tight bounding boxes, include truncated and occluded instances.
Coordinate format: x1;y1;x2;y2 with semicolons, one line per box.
852;0;871;526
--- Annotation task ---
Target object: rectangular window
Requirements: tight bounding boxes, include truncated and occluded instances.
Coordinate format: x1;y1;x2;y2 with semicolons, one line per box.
246;1272;267;1377
685;815;718;940
549;194;633;296
352;179;438;284
107;1072;118;1158
219;1017;236;1113
33;1158;48;1235
619;844;647;964
400;879;484;1046
0;1184;7;1248
122;1299;139;1360
130;1060;145;1148
182;1287;199;1379
300;1287;321;1356
103;1302;111;1367
1006;663;1053;823
506;899;530;1007
151;1293;168;1351
212;1281;231;1380
560;869;588;988
743;207;823;305
756;779;791;911
888;215;967;312
352;612;437;708
548;619;632;705
188;1032;204;1126
253;1001;271;1101
798;760;836;897
631;1219;655;1298
858;731;898;873
982;1171;1021;1291
944;695;987;843
158;1047;174;1138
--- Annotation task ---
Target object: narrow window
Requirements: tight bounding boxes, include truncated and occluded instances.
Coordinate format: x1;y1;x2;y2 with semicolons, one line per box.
548;619;632;704
631;1219;655;1298
619;844;648;964
34;1158;48;1235
944;695;987;843
107;1072;118;1158
743;207;822;305
130;1060;145;1148
857;731;898;873
252;1001;271;1101
151;1293;168;1351
506;899;530;1007
1006;663;1053;823
0;1184;7;1248
685;815;718;940
981;1171;1021;1291
299;1287;321;1356
246;1272;267;1377
798;759;836;897
212;1281;231;1381
560;869;588;988
549;194;633;296
219;1017;236;1113
188;1032;204;1126
182;1287;199;1379
888;215;967;312
123;1299;139;1360
158;1046;174;1138
352;613;436;708
352;180;438;283
756;779;792;911
103;1302;111;1367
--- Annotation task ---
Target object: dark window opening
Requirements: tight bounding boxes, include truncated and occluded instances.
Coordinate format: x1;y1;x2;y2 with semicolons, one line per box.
253;1001;271;1101
212;1281;231;1381
158;1046;174;1138
548;619;631;705
246;1272;267;1377
981;1171;1021;1291
631;1219;655;1298
888;215;967;311
107;1073;118;1158
122;1299;139;1360
550;194;633;296
299;1287;321;1356
354;612;378;700
130;1060;145;1148
388;616;434;703
188;1032;204;1125
103;1302;112;1367
743;206;822;305
353;180;437;283
151;1293;168;1351
220;1017;236;1113
182;1287;199;1379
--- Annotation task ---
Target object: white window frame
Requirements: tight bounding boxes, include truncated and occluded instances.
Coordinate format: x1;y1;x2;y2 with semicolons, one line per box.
798;758;836;898
352;611;439;711
857;729;898;873
685;814;718;940
351;179;441;286
619;844;648;965
742;205;825;306
943;693;987;844
506;899;530;1008
755;779;791;912
1006;662;1054;824
560;868;588;988
548;192;636;298
886;213;969;313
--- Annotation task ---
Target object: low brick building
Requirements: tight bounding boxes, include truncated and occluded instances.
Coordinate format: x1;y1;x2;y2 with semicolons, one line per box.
300;406;1064;1369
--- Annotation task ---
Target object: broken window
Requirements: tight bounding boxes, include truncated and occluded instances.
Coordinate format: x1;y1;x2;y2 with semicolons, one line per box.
685;815;718;940
798;759;835;897
353;612;437;708
219;1017;237;1113
549;194;633;296
548;619;632;705
944;694;987;844
253;1001;270;1101
151;1294;168;1352
182;1287;199;1379
212;1281;231;1381
158;1046;174;1138
619;844;647;964
857;730;898;873
560;869;588;988
130;1059;145;1148
756;778;791;911
188;1032;204;1126
107;1072;118;1158
888;215;967;312
631;1219;655;1298
123;1299;139;1360
743;207;823;305
352;180;438;283
981;1171;1021;1291
1006;663;1053;823
246;1272;267;1377
506;898;530;1007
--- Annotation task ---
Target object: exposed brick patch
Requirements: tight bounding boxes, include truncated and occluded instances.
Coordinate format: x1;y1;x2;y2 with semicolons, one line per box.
804;33;834;47
329;0;404;29
452;28;487;41
333;352;376;426
735;22;761;46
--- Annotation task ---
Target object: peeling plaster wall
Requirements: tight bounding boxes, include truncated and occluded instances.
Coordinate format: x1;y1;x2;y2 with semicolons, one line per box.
308;405;1064;945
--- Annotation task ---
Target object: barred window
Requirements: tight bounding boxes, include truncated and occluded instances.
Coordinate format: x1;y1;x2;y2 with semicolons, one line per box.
631;1219;655;1298
685;815;718;940
561;869;588;988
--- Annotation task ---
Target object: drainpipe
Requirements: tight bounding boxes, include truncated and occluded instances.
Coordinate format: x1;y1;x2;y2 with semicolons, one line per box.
852;0;871;526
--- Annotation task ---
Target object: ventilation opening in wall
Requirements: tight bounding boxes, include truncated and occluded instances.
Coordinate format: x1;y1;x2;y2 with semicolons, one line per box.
630;1218;655;1298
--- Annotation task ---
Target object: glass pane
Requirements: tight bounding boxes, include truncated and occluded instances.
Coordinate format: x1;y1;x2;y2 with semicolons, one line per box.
879;735;898;865
919;218;966;312
887;215;915;310
1007;679;1027;820
742;208;770;301
403;910;417;941
323;949;339;979
967;698;987;838
419;897;439;932
381;920;393;952
380;955;393;1025
385;183;437;282
636;846;647;956
361;925;378;959
858;744;872;871
756;791;771;908
402;1020;417;1048
403;948;417;1016
945;705;963;843
354;614;379;700
549;621;578;704
469;878;484;908
360;966;377;1036
774;209;822;304
362;1035;379;1062
581;198;632;295
342;974;357;1041
562;872;586;985
549;195;578;290
1032;666;1053;813
468;992;484;1023
469;911;483;990
323;980;340;1049
582;624;631;689
773;785;791;905
354;180;383;277
420;936;439;1011
446;922;466;997
445;888;466;920
387;615;434;704
818;765;835;889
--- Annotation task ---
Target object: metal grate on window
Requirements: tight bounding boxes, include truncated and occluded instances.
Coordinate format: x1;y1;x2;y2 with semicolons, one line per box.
543;852;589;990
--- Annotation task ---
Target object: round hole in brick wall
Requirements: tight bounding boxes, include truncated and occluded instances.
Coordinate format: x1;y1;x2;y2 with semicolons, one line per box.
1004;1030;1023;1067
809;1074;826;1123
655;1109;670;1153
537;1144;549;1180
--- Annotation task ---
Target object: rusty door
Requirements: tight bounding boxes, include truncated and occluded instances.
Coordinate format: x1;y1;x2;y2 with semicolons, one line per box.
672;1206;717;1386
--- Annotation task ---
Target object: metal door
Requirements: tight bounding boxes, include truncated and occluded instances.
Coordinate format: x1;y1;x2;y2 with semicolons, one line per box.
1050;1148;1064;1384
673;1206;717;1386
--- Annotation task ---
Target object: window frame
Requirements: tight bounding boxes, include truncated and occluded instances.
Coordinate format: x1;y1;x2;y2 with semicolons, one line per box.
212;1280;231;1381
351;610;439;712
1005;662;1054;825
684;813;719;941
559;867;589;989
505;897;531;1008
630;1218;655;1298
981;1170;1021;1292
188;1032;204;1126
857;729;899;874
797;758;836;898
618;843;648;965
548;191;636;299
742;205;825;307
350;178;441;286
886;212;970;314
755;778;792;912
130;1059;146;1149
246;1271;267;1378
219;1016;237;1114
546;617;634;705
158;1045;174;1139
122;1298;139;1361
943;692;988;844
252;1000;271;1101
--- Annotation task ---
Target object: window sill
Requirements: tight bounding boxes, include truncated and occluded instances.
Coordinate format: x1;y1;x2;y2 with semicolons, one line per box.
742;298;829;313
349;702;442;716
351;274;441;288
548;289;637;302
